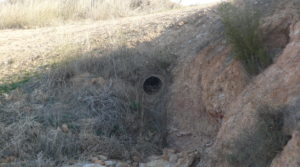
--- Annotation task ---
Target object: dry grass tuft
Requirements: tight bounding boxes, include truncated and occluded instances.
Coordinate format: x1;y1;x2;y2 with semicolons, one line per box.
218;1;273;75
0;0;178;29
224;105;291;167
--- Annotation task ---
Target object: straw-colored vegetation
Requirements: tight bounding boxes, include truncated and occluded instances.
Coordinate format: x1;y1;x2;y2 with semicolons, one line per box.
0;44;177;166
0;0;177;29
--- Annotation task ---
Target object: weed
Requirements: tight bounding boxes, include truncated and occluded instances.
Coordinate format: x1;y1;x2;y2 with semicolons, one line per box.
0;78;30;94
218;2;273;75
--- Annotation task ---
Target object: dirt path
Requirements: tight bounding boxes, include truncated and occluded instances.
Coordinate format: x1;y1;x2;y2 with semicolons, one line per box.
0;4;220;84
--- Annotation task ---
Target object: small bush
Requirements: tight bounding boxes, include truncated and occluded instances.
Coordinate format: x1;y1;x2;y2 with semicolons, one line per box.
226;105;291;167
218;2;273;75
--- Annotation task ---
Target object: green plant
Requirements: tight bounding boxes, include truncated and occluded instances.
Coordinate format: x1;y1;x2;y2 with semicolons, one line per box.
218;2;273;75
0;78;30;94
226;105;291;167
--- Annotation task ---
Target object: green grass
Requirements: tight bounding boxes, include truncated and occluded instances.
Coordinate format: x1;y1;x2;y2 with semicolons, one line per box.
218;2;273;75
0;78;30;94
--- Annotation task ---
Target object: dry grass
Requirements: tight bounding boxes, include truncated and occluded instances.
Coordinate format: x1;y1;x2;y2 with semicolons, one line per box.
0;46;177;166
0;0;177;29
218;1;273;75
224;105;291;167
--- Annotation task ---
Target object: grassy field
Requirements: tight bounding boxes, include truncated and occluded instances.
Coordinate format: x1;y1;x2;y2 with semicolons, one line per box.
0;0;177;29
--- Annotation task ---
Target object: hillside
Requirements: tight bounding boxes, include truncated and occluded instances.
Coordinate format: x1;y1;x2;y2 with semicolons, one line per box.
0;4;217;85
1;0;300;167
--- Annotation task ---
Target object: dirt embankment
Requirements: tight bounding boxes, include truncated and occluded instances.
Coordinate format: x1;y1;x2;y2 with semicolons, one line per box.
166;0;300;167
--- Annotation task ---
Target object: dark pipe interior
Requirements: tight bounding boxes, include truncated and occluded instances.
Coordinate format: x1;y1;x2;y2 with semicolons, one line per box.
143;76;162;95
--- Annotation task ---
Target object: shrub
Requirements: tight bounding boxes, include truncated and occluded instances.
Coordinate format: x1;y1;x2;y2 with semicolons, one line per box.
226;105;291;167
218;2;273;75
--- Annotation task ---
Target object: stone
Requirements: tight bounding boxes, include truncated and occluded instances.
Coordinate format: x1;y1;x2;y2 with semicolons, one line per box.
139;163;146;167
64;163;105;167
90;157;105;165
175;152;195;167
105;160;116;166
91;157;98;162
162;148;177;161
83;164;106;167
95;160;105;166
98;155;108;161
61;124;69;133
3;58;13;65
169;154;179;164
144;159;171;167
116;161;129;167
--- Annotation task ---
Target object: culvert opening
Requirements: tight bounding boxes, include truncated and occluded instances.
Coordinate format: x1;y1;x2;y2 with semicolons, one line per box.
143;76;162;95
